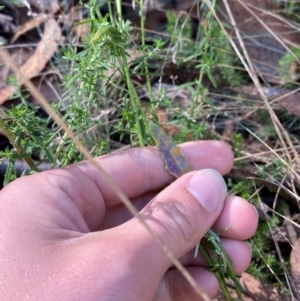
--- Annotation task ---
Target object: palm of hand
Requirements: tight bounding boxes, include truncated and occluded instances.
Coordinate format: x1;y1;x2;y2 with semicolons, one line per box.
0;142;257;300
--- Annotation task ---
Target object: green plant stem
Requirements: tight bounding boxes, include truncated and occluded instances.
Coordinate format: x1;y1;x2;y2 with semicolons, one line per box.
52;132;69;168
115;0;122;22
119;51;147;146
0;115;36;170
227;259;243;300
199;244;234;301
139;0;156;117
198;0;217;85
113;0;148;147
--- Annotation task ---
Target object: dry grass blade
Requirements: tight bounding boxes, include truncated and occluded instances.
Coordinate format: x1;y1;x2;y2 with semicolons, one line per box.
221;0;292;161
11;13;47;43
221;0;300;209
0;46;211;301
237;0;300;66
254;191;295;297
245;2;300;42
201;0;299;297
204;0;300;183
0;18;61;103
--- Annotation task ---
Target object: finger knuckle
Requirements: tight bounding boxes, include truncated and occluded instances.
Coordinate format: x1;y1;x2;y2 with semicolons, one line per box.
148;198;198;246
131;148;156;194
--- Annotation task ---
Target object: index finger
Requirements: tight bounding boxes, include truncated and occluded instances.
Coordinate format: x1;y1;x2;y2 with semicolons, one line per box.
68;140;233;207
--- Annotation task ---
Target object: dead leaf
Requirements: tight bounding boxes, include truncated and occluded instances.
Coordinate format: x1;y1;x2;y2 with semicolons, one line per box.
217;0;300;84
72;21;91;40
0;18;61;104
232;86;300;118
11;14;47;43
10;0;30;8
19;18;61;79
0;13;16;35
156;107;180;136
67;7;91;40
129;9;168;36
213;272;291;301
30;77;62;106
229;167;299;207
0;48;32;90
254;87;300;119
0;48;32;103
274;92;300;119
290;239;300;297
28;0;59;14
0;86;16;103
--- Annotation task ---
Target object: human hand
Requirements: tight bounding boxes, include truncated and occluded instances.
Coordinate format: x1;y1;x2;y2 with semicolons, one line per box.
0;141;258;300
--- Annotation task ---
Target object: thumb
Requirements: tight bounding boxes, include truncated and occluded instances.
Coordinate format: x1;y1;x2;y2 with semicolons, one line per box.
124;168;227;276
61;168;227;301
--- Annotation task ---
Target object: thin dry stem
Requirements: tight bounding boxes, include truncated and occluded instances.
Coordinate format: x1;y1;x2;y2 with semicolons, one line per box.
222;0;292;161
237;0;300;65
205;0;300;183
244;2;300;36
254;185;295;297
232;0;300;206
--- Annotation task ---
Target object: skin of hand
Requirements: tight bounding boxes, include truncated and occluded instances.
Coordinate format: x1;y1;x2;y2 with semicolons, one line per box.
0;141;258;301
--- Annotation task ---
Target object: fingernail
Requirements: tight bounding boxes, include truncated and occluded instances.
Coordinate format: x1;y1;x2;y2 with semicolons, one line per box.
187;169;227;213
